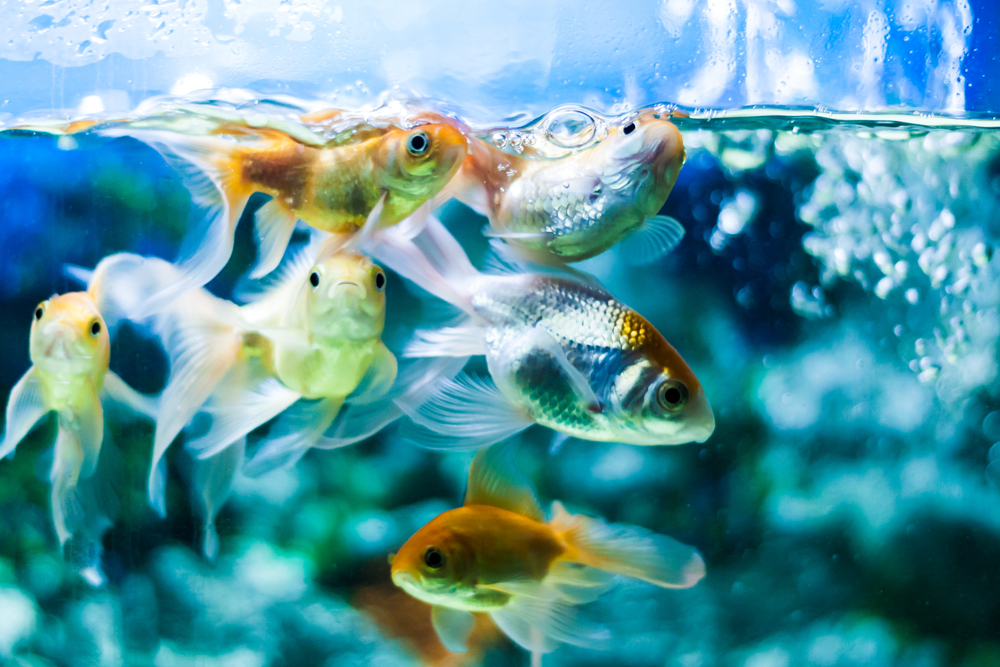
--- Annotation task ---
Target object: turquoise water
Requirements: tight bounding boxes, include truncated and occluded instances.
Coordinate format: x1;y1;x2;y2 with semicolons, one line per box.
0;100;998;665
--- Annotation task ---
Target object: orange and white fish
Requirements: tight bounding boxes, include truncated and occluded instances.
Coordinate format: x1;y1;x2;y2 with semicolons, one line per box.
390;444;705;654
0;261;155;584
101;118;468;314
447;109;687;265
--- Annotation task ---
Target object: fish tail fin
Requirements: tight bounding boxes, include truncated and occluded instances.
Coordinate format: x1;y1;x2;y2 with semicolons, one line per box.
185;438;245;562
100;128;253;313
550;501;705;589
147;294;244;516
373;216;480;313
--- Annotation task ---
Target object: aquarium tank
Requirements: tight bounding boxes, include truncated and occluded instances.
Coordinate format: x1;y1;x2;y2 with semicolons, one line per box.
1;1;1000;665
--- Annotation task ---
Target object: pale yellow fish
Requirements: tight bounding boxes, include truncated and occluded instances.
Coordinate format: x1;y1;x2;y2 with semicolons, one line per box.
97;245;395;558
0;265;155;584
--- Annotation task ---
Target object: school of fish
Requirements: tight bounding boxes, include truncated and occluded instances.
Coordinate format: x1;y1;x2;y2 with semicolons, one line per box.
0;98;714;657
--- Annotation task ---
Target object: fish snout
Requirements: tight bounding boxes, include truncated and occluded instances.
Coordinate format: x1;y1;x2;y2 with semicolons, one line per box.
330;279;366;300
40;319;81;359
687;389;716;444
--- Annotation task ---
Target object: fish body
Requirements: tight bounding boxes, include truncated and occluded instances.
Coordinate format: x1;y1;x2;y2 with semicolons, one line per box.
375;217;714;450
100;117;467;313
452;111;686;263
390;445;705;653
102;247;396;555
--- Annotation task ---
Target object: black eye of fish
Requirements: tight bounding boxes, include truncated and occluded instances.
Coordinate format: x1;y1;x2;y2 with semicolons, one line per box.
90;321;101;337
310;271;320;288
375;271;386;292
657;381;688;411
424;547;445;570
407;131;429;156
623;121;636;135
34;306;43;320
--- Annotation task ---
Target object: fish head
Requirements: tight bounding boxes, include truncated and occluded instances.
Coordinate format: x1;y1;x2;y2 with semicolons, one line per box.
608;326;714;445
29;291;110;378
598;112;685;217
390;512;473;604
377;123;468;201
304;251;387;341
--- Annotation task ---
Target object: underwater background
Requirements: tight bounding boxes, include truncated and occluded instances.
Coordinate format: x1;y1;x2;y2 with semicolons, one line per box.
2;1;1000;666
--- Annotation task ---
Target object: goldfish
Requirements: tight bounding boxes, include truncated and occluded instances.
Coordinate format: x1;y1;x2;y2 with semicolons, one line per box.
0;260;156;584
373;217;714;450
101;116;468;314
390;444;706;654
97;245;396;557
446;109;687;265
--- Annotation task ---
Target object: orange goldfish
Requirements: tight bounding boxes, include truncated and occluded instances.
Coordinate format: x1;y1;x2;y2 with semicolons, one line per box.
101;118;468;314
390;445;705;654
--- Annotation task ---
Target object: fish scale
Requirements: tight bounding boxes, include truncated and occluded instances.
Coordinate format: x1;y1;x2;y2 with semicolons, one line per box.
472;274;658;440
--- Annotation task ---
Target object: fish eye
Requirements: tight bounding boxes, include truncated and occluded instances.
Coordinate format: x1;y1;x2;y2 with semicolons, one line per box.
89;320;102;337
34;305;44;320
375;270;386;292
309;271;320;289
407;130;430;157
657;380;688;411
424;546;445;570
623;121;637;135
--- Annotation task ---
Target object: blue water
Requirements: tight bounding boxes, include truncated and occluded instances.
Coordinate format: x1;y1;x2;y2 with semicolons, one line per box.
0;107;998;666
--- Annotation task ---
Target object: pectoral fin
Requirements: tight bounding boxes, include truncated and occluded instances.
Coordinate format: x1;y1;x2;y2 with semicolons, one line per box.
349;342;398;401
0;367;48;460
430;605;476;653
187;378;300;459
250;199;300;279
243;397;343;476
71;379;104;479
619;215;685;266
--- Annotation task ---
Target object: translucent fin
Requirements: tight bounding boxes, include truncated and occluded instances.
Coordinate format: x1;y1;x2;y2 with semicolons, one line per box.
483;228;550;240
619;215;685;266
65;435;124;587
234;237;318;307
483;239;605;289
85;253;177;326
316;397;402;450
521;326;602;412
189;438;245;561
464;444;544;521
550;500;705;589
187;378;300;459
348;342;398;401
72;379;104;480
397;374;533;451
0;367;48;460
150;320;242;516
50;425;86;547
101;129;250;314
250;199;300;279
489;594;609;653
243;397;343;477
403;325;487;358
545;561;614;604
341;192;388;254
64;264;93;287
372;216;480;313
101;371;159;421
431;605;475;653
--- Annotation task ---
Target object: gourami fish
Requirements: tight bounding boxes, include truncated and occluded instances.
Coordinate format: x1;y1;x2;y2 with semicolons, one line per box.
446;109;687;265
101;118;467;314
99;246;396;558
390;444;706;654
0;263;155;584
373;217;714;450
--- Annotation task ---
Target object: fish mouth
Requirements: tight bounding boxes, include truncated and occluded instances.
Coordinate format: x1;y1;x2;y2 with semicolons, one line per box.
40;322;79;360
331;280;366;298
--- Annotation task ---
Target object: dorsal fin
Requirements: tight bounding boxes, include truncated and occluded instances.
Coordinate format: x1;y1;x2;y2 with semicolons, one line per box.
464;444;545;522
